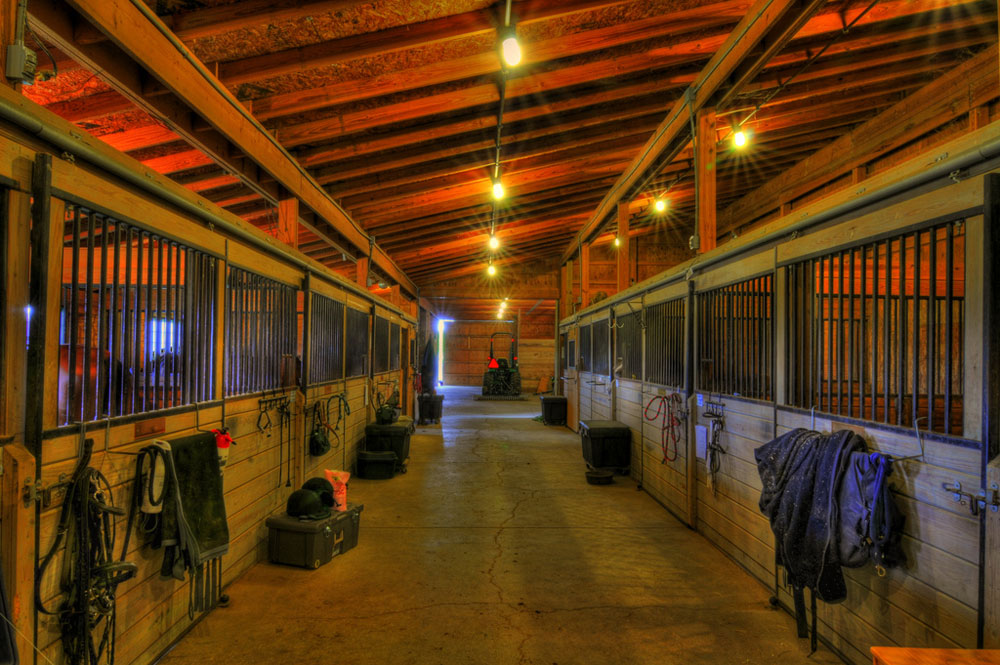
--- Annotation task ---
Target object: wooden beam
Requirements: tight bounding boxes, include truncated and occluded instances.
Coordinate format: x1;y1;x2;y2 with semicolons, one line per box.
616;202;631;293
718;45;1000;234
49;0;417;296
580;242;591;310
560;0;828;264
277;196;299;249
696;107;717;254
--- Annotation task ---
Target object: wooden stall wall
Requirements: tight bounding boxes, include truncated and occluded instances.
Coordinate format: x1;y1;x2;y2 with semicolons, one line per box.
441;314;553;390
0;128;414;665
561;163;994;664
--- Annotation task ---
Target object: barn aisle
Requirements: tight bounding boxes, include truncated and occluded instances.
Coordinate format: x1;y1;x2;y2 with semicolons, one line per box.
160;386;840;665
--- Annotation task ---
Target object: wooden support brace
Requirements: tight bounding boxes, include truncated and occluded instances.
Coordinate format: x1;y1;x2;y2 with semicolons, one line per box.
616;201;631;293
696;107;717;254
580;243;591;309
276;196;299;249
356;256;369;288
2;445;36;659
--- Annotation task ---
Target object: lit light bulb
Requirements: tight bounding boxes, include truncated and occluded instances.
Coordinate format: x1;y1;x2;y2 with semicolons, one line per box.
496;311;503;319
501;34;521;67
487;263;497;276
489;234;500;250
500;301;507;310
733;130;747;148
492;180;505;200
654;198;667;213
613;237;621;247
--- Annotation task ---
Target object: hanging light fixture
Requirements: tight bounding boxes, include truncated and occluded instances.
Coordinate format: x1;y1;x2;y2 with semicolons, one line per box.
500;27;521;67
654;198;667;213
499;300;507;310
496;311;503;319
488;234;500;250
733;129;747;148
487;262;497;277
492;177;505;200
499;0;521;68
613;237;621;247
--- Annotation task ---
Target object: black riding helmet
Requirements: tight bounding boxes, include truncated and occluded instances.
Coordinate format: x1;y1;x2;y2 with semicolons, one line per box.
286;488;331;520
302;477;335;507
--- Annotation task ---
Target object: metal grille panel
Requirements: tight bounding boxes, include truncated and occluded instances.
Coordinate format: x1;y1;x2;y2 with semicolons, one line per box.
309;293;344;384
697;274;773;400
345;307;369;378
225;267;296;396
615;312;642;380
645;297;685;388
785;222;965;434
579;324;592;372
57;203;216;425
592;320;610;376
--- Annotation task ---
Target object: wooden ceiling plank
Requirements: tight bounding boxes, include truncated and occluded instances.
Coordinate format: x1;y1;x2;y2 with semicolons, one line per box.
75;0;372;44
57;0;417;295
250;0;955;124
718;44;1000;234
559;0;829;264
329;130;651;205
28;0;285;206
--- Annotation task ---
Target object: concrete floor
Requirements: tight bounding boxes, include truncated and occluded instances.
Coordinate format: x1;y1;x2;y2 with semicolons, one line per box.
161;385;842;665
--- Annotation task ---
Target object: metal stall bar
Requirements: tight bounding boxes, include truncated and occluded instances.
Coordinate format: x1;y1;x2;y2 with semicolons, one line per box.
912;231;921;427
945;223;954;434
67;206;81;424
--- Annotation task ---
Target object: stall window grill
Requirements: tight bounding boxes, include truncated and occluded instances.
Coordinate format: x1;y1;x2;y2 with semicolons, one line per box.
373;316;389;373
615;312;642;380
389;323;401;370
697;275;773;399
57;204;216;425
592;320;610;376
224;267;296;396
345;308;369;378
579;324;592;371
566;337;576;369
308;293;344;384
645;298;685;388
785;222;965;435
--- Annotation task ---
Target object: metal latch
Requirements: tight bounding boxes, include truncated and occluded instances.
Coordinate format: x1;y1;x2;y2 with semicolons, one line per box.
942;481;1000;516
23;474;70;508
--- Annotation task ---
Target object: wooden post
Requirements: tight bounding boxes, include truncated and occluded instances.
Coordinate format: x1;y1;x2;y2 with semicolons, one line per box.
630;236;639;285
616;202;631;294
696;108;717;253
985;458;999;647
580;243;591;310
356;256;369;288
563;260;574;316
972;105;992;131
2;445;36;659
276;196;299;248
554;300;561;397
0;0;20;91
4;185;29;437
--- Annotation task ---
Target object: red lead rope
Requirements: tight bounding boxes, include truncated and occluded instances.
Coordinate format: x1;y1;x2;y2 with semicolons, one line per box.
644;393;683;463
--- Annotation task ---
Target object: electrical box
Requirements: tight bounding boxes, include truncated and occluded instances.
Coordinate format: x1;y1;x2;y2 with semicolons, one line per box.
6;44;36;84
